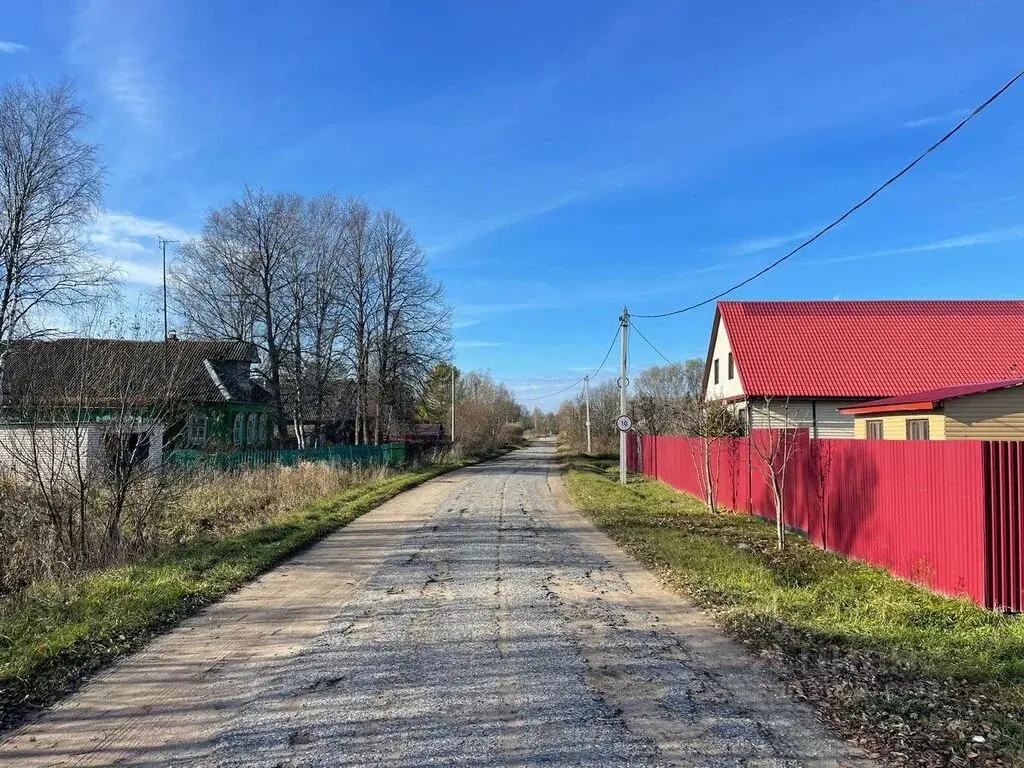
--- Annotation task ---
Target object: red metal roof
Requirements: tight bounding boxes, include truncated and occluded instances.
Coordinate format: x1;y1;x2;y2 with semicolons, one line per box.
716;300;1024;399
840;378;1024;414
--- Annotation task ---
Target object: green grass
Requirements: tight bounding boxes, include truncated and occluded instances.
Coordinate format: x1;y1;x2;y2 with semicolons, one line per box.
564;454;1024;763
0;456;485;730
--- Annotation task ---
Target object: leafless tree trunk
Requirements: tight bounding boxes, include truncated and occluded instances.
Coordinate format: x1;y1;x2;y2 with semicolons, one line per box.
682;397;739;514
750;397;801;551
339;199;375;445
302;194;348;447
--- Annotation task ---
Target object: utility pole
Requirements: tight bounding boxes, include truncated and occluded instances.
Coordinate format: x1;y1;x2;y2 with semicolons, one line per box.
584;375;592;455
619;306;629;485
450;366;456;443
158;237;179;341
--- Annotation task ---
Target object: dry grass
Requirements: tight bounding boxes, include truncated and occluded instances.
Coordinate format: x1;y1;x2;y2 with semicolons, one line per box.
162;462;390;542
0;458;430;596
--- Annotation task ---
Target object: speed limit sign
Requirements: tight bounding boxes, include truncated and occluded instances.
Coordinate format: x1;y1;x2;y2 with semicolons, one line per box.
615;415;633;432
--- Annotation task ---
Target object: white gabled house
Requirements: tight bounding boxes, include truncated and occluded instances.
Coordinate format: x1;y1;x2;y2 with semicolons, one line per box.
701;300;1024;438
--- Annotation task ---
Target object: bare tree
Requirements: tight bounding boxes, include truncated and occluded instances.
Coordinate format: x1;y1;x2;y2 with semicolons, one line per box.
0;79;108;344
339;199;376;444
299;194;349;446
454;371;525;453
682;397;739;514
558;380;619;454
369;209;450;443
631;359;704;436
750;397;802;551
171;187;303;442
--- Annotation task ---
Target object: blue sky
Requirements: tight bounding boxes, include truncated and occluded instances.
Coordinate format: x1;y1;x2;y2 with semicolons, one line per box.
2;1;1023;409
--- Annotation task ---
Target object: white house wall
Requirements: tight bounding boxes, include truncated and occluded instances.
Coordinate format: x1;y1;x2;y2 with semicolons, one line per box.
705;315;744;400
0;425;102;479
0;422;165;479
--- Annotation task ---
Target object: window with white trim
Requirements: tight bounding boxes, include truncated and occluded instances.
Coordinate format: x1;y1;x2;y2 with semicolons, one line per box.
188;413;209;445
232;413;244;446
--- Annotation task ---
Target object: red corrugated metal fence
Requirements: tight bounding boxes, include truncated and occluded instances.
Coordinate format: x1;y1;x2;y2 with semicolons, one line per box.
984;442;1024;611
629;432;1020;609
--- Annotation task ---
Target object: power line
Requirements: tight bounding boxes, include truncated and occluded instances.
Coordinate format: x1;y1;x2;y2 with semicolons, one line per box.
515;323;623;403
634;66;1024;320
589;324;621;379
517;377;584;402
630;320;684;371
491;376;579;383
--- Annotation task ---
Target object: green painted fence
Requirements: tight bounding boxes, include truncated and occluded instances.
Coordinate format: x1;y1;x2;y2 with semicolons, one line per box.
165;442;408;471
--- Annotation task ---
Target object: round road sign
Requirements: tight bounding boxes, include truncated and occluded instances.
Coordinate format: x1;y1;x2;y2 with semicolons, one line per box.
615;415;633;432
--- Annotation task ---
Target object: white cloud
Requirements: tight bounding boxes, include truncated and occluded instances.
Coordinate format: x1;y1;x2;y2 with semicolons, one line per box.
0;41;28;54
87;210;195;287
453;319;479;329
903;108;969;129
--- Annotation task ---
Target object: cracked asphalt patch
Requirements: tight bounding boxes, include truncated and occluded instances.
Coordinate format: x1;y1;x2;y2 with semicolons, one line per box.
2;443;873;766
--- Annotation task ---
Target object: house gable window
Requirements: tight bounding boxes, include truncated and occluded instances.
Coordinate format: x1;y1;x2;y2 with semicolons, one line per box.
713;358;720;385
188;414;208;446
866;419;884;440
906;418;930;440
232;413;244;446
727;353;734;380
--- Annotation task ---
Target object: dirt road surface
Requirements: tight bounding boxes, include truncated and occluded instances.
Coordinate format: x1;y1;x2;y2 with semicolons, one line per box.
1;442;872;767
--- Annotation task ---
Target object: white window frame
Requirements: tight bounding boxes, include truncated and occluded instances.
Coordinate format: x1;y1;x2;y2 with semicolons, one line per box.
232;413;244;446
247;412;258;446
188;413;209;445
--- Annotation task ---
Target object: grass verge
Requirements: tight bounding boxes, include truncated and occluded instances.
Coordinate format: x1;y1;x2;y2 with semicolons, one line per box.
0;453;496;732
563;453;1024;767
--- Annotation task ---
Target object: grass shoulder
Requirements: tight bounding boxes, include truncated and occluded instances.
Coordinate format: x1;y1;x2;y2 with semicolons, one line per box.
562;453;1024;766
0;450;502;732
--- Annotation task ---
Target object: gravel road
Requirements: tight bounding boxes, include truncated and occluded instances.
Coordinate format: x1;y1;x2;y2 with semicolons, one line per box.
2;442;872;767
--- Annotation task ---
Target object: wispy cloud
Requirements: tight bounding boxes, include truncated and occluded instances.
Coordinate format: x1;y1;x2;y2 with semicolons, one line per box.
453;319;480;329
456;340;510;349
807;227;1024;267
903;108;969;129
712;229;815;257
425;161;659;256
0;41;28;54
69;0;163;128
87;210;195;287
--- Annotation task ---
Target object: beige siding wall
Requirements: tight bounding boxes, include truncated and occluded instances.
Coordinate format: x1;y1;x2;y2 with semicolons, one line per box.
747;399;857;438
944;387;1024;440
705;316;744;401
853;412;946;440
